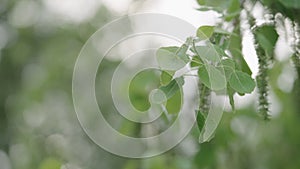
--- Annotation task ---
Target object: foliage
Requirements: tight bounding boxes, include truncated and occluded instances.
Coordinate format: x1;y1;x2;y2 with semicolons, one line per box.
0;0;300;169
155;0;300;144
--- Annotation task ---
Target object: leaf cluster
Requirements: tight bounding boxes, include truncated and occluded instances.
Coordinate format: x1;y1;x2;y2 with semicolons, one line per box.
155;25;256;142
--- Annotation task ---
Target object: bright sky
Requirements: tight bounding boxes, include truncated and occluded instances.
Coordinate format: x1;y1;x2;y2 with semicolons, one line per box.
102;0;219;27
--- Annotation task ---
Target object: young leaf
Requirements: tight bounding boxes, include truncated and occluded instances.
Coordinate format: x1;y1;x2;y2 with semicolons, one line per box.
156;46;189;71
229;70;255;94
219;59;235;80
199;107;223;143
159;77;184;99
193;45;221;62
177;44;189;62
197;26;215;40
198;64;226;91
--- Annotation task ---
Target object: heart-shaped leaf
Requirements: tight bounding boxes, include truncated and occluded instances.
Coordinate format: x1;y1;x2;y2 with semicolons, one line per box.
156;45;189;71
197;26;215;40
193;45;221;62
229;70;255;94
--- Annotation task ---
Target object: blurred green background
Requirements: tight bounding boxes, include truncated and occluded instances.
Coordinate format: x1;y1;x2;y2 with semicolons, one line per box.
0;0;300;169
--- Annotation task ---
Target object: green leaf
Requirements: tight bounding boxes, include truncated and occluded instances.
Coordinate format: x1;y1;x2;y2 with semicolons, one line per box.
166;90;182;114
219;59;235;80
228;27;252;75
213;45;226;57
255;25;279;57
198;64;226;91
229;71;256;94
196;7;215;11
196;110;206;132
226;0;240;21
234;49;252;75
177;44;190;62
193;45;221;62
279;0;300;9
190;56;203;67
199;107;223;143
156;46;189;71
159;77;184;99
224;11;240;21
220;58;235;68
160;70;174;86
214;27;234;35
197;0;205;5
197;26;215;40
228;0;240;13
260;0;273;6
196;0;231;11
